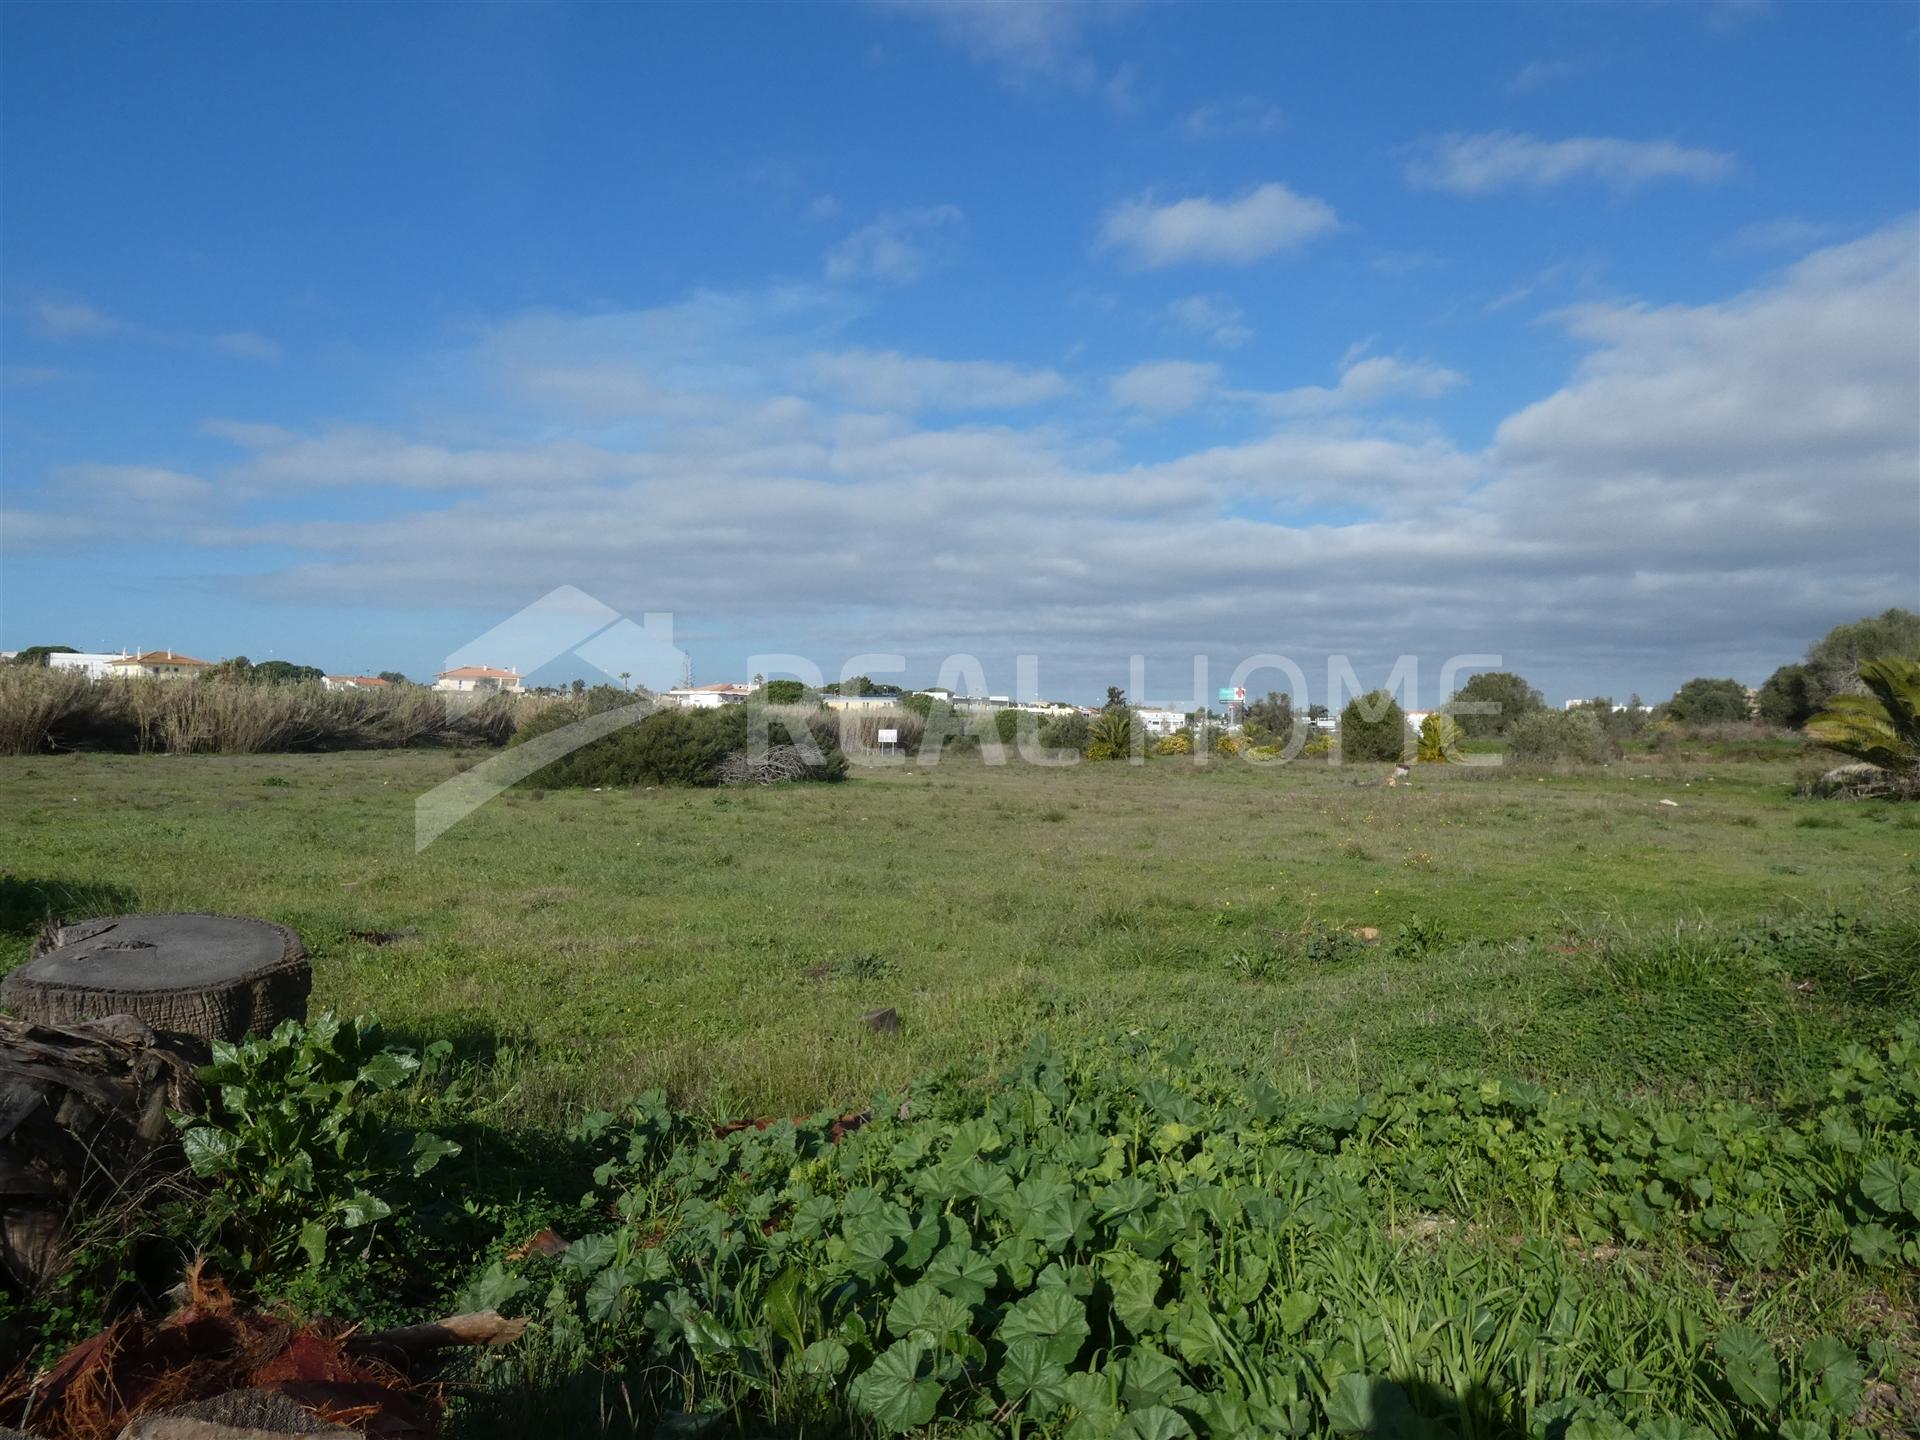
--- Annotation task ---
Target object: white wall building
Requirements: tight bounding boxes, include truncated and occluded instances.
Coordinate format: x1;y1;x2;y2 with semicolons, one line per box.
1135;706;1190;738
104;650;211;680
323;675;391;692
47;651;134;681
664;682;750;708
434;665;523;694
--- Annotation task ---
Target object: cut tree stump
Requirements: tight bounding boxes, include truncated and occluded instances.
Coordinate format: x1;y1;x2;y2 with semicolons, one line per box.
1;913;310;1044
0;1013;206;1291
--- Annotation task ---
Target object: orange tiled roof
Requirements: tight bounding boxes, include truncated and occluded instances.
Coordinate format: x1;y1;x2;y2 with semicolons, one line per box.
108;650;210;667
325;675;390;688
436;665;519;680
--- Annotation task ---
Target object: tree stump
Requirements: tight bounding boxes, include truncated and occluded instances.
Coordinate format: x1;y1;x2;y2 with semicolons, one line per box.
1;913;310;1044
0;1013;206;1291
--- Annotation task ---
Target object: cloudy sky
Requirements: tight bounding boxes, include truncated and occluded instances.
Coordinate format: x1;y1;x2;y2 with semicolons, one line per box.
2;0;1916;703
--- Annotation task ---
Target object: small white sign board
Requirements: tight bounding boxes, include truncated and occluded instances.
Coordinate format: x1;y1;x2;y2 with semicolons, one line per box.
877;728;899;745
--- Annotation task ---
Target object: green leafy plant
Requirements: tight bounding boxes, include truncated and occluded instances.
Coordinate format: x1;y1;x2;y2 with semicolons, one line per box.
1806;657;1920;783
499;1024;1913;1436
1085;709;1136;761
172;1014;459;1277
1415;713;1460;763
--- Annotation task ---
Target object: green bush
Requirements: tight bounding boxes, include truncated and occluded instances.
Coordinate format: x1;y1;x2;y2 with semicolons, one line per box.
503;1026;1914;1438
1337;690;1406;762
1446;671;1544;738
1085;709;1135;761
1666;677;1753;725
510;702;849;788
172;1015;458;1279
1507;711;1565;763
993;709;1021;745
1039;712;1089;754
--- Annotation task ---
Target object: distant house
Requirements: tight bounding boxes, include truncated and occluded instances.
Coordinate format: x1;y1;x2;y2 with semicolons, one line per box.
48;650;135;681
434;665;523;694
664;682;751;709
1135;706;1189;738
821;693;899;712
323;675;390;692
104;649;211;681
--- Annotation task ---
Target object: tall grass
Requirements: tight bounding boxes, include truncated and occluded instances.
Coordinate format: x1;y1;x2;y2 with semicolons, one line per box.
0;667;550;756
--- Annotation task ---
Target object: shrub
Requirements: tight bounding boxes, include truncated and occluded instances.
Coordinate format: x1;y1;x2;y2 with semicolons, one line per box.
1153;731;1192;756
1507;710;1615;765
1338;690;1406;762
993;708;1021;746
172;1014;457;1279
1446;671;1545;738
1806;657;1920;792
1666;677;1753;725
1805;607;1920;709
759;679;809;705
1084;709;1135;761
1415;712;1461;763
0;669;543;756
1558;708;1615;764
1507;711;1566;764
1039;712;1089;754
1758;663;1818;729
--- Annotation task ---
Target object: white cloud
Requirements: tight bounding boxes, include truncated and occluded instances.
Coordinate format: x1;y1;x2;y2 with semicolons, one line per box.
808;349;1067;411
1099;183;1338;269
1497;222;1918;482
1505;57;1600;95
58;463;215;503
1181;97;1283;140
1720;217;1840;254
804;194;843;221
868;0;1130;87
1109;360;1221;416
29;298;121;340
1164;294;1252;347
1404;131;1735;194
1262;354;1466;415
11;222;1915;701
214;331;283;361
825;205;964;284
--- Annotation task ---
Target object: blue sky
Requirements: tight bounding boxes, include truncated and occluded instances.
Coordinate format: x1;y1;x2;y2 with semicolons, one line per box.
3;0;1916;704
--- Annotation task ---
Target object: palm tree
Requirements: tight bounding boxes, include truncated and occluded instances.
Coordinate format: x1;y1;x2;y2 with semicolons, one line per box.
619;671;632;692
1806;658;1920;786
1085;708;1135;761
1416;712;1461;763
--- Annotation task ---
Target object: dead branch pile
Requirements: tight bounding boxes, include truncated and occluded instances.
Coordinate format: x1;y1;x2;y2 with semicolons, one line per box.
717;744;815;786
1;1263;524;1440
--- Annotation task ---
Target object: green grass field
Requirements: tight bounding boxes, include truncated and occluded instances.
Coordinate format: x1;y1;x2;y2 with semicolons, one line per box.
3;747;1913;1120
4;747;1918;1436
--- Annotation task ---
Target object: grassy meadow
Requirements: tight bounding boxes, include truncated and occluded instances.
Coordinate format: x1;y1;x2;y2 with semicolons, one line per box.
2;744;1913;1120
4;743;1919;1436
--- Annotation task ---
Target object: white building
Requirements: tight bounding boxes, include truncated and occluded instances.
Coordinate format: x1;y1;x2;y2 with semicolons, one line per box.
822;693;900;712
104;649;211;681
434;665;523;694
47;651;134;681
323;674;391;692
1135;706;1190;738
664;682;750;709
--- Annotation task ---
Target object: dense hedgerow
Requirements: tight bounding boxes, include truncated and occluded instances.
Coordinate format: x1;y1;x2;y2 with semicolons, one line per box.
0;667;534;756
508;701;848;788
453;1026;1918;1438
